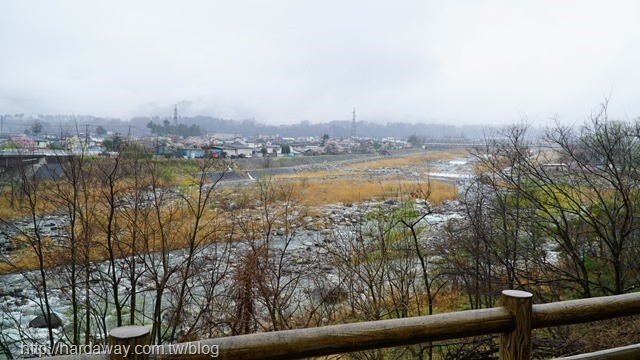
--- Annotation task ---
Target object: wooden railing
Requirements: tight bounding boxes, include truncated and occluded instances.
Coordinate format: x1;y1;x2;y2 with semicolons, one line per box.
45;290;640;360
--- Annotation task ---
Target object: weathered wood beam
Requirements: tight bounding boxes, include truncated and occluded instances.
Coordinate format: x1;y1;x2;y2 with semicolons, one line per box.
533;292;640;328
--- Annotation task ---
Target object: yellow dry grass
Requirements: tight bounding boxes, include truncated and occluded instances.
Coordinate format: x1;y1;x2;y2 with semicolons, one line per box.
0;182;62;220
0;204;24;220
0;150;463;273
276;150;463;205
346;150;468;169
289;178;456;206
0;203;235;274
293;178;400;204
274;170;354;180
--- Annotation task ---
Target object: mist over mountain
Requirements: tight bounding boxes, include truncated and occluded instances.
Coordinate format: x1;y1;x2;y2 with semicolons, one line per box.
1;113;508;140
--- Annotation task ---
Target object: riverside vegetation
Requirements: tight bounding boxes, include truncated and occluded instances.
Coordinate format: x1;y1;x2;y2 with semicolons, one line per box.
3;104;640;359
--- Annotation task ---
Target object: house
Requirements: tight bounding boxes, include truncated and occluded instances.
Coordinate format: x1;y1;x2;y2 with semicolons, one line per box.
207;146;232;158
222;139;256;158
156;145;169;156
227;137;256;149
208;145;253;158
335;139;353;150
175;148;205;159
261;144;281;157
33;137;49;149
299;146;323;156
207;132;240;141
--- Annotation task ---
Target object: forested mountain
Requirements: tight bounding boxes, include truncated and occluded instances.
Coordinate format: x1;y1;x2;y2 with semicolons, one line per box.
1;113;509;139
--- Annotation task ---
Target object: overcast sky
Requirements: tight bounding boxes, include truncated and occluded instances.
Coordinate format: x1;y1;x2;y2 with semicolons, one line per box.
1;1;639;125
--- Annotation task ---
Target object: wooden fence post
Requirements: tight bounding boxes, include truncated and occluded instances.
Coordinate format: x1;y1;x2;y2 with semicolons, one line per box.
499;290;533;360
109;326;150;360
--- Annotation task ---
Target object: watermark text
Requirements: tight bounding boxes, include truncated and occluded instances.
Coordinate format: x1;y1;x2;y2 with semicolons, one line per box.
21;342;219;357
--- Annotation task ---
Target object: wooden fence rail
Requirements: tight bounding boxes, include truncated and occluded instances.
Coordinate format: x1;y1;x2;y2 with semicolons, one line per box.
45;290;640;360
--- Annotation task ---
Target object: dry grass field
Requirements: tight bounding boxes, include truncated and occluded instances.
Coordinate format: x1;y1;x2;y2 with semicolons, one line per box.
344;149;468;170
289;177;457;206
279;150;464;205
0;149;465;273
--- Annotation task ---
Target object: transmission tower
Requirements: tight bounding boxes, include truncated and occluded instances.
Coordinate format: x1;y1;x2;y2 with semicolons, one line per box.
173;104;178;127
350;108;357;138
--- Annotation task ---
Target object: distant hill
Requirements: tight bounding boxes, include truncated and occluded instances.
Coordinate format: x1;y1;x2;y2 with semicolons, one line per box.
1;113;514;140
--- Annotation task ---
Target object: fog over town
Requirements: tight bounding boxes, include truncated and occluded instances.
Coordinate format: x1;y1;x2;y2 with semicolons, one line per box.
2;1;640;126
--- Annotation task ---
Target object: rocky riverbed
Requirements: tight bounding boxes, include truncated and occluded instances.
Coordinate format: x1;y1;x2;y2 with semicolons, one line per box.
0;153;476;358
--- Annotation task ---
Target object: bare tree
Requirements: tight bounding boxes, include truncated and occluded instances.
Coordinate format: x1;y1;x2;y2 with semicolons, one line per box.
165;158;229;342
228;177;316;333
3;158;57;352
135;157;183;344
468;106;640;299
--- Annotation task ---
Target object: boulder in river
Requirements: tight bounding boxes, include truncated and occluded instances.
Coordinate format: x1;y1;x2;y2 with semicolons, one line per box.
29;313;62;329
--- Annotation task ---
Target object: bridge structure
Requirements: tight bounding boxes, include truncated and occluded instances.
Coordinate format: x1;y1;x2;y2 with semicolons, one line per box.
0;149;91;180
